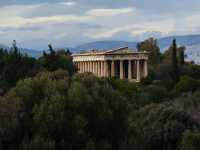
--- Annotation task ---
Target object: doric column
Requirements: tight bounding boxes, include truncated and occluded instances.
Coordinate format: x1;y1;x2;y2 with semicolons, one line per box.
85;62;87;72
87;62;89;72
104;61;108;77
94;61;97;75
111;60;115;77
137;60;141;81
98;61;101;77
128;60;132;80
92;61;95;74
101;61;104;77
83;62;86;72
120;60;124;79
97;61;100;76
76;62;79;72
89;61;92;73
80;62;83;73
144;60;148;77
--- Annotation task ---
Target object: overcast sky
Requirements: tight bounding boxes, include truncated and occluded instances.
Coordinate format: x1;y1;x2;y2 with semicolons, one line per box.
0;0;200;49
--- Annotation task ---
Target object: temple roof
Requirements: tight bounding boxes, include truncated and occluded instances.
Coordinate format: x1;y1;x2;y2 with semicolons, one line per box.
73;47;147;56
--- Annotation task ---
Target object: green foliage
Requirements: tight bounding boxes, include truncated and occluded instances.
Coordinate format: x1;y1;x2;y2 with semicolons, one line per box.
162;45;185;66
179;46;185;65
0;71;129;150
38;45;75;75
110;79;138;99
172;39;179;82
137;38;161;67
182;131;200;150
175;75;200;93
21;136;56;150
139;84;168;104
128;104;199;150
0;48;37;94
0;40;200;150
187;64;200;80
154;64;175;89
140;69;154;85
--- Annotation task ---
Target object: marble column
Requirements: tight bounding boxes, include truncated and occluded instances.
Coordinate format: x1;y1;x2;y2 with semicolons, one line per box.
79;62;83;73
120;60;124;79
87;62;89;72
81;62;84;72
89;61;92;73
85;62;88;72
94;61;98;75
144;60;148;77
137;60;141;81
92;61;95;74
76;62;79;72
104;61;108;77
111;60;115;77
98;61;101;77
84;62;86;72
128;60;132;80
96;61;99;76
101;61;104;77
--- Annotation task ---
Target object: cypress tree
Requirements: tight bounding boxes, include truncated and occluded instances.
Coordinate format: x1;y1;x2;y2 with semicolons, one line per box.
179;47;185;65
172;38;179;82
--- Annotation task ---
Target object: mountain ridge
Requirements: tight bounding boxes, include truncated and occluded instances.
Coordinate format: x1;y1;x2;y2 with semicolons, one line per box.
1;34;200;63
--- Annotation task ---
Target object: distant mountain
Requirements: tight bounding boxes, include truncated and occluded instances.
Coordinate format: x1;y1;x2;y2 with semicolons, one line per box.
73;34;200;52
74;40;137;51
158;34;200;52
0;44;8;49
1;34;200;63
158;35;200;64
0;44;43;58
19;48;43;58
72;34;200;64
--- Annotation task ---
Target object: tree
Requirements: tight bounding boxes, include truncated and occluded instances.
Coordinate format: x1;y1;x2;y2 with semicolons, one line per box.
174;75;199;93
128;104;200;150
178;46;185;65
137;38;160;67
0;71;129;150
21;136;56;150
38;45;75;75
0;43;37;93
171;39;179;82
182;131;200;150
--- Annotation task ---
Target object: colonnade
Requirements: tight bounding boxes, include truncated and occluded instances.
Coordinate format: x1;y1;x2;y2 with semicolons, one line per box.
75;59;148;81
76;61;108;77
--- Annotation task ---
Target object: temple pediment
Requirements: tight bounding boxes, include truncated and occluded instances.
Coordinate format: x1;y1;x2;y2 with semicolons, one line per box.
104;47;136;54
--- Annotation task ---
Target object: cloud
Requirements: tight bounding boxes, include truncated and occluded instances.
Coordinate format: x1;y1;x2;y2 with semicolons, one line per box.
0;0;200;49
0;4;43;18
87;8;135;17
0;5;135;29
84;18;175;39
59;1;77;6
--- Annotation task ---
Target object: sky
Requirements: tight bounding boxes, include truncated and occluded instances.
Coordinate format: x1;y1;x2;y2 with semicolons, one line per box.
0;0;200;50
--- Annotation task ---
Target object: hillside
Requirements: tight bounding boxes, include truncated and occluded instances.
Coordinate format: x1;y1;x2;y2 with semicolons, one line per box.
19;48;43;58
0;44;8;49
75;40;137;51
73;34;200;64
1;34;200;63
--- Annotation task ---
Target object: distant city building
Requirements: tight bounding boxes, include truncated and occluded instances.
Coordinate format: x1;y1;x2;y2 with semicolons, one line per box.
72;47;148;81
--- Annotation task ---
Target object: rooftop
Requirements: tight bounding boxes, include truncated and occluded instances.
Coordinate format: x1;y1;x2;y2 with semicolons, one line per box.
72;47;148;56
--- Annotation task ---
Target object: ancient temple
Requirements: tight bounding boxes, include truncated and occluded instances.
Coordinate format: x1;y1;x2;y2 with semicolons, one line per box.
72;47;148;81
